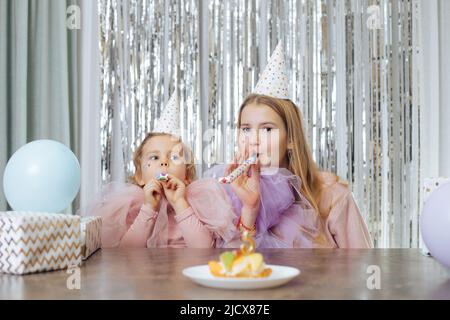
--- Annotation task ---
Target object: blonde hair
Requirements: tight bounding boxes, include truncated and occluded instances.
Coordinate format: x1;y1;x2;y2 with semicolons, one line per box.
129;132;197;186
237;94;339;215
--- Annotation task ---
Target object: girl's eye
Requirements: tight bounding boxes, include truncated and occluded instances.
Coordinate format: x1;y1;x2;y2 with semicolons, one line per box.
149;155;158;161
241;127;251;133
170;154;180;161
261;127;273;133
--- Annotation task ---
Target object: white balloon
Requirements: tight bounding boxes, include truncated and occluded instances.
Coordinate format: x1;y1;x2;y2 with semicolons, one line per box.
420;181;450;269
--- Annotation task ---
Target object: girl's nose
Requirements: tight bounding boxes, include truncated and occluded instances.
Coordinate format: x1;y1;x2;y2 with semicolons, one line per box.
160;161;169;167
250;131;260;145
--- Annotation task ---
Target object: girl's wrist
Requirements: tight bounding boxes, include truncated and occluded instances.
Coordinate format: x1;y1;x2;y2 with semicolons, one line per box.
239;207;257;230
173;197;189;214
236;216;257;234
241;204;259;216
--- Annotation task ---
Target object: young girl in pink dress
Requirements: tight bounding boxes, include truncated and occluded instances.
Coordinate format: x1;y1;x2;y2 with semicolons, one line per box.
79;93;238;248
205;43;373;248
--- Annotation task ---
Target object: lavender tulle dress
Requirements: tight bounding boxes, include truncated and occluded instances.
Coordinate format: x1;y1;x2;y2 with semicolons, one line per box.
203;165;329;248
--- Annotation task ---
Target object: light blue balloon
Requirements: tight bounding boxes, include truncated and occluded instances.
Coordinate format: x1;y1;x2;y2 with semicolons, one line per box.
3;140;81;212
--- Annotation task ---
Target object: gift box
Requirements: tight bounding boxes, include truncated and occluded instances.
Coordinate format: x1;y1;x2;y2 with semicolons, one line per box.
80;216;102;260
0;211;82;275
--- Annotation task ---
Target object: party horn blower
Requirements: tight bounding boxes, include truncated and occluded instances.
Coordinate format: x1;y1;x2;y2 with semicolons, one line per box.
218;154;258;184
156;172;169;181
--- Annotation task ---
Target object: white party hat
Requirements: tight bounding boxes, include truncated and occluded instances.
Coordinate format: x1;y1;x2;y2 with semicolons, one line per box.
153;90;180;137
253;42;289;99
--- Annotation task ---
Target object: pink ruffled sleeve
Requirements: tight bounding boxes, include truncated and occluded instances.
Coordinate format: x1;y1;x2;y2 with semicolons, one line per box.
186;178;240;247
175;207;215;248
119;203;158;248
325;191;373;248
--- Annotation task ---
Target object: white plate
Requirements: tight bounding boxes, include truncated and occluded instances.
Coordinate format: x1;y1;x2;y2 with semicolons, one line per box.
182;265;300;290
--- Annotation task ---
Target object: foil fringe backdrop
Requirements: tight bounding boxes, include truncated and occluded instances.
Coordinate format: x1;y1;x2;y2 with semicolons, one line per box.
98;0;421;248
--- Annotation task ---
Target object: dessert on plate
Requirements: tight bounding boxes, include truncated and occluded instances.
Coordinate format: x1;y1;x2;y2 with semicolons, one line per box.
208;231;272;278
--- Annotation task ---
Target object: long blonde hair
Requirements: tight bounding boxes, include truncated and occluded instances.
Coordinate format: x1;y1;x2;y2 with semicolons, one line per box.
237;94;338;215
129;132;197;186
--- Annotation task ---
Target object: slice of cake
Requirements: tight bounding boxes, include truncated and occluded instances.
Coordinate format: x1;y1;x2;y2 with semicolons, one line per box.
208;231;272;278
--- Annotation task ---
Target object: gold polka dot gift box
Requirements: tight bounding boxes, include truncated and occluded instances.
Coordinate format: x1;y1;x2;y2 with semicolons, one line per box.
0;212;102;275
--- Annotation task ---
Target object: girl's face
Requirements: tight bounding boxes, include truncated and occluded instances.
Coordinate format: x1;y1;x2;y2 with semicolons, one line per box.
137;135;188;185
238;102;291;168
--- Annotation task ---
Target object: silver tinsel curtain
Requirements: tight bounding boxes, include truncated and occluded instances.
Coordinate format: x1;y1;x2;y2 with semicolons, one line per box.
98;0;422;248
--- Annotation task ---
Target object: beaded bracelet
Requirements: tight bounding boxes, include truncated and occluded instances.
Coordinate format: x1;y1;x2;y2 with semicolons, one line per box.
236;217;256;232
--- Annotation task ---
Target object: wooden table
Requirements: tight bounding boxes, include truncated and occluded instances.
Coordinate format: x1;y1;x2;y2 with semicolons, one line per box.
1;248;449;299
